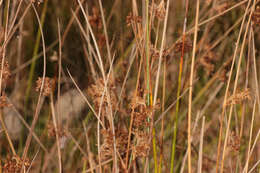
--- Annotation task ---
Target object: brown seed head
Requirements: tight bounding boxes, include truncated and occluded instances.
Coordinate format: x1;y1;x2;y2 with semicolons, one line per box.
126;12;142;27
35;77;55;96
3;155;30;173
252;6;260;26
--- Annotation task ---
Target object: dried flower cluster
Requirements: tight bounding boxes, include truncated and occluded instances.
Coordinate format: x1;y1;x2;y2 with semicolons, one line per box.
174;39;192;54
126;12;142;27
152;1;166;21
100;129;128;161
199;51;217;76
252;6;260;26
228;131;240;153
225;88;251;106
47;122;66;139
0;59;11;85
88;7;102;30
87;78;118;122
129;90;159;159
35;77;55;96
3;155;30;173
132;130;150;158
218;59;232;82
0;94;11;108
150;44;170;60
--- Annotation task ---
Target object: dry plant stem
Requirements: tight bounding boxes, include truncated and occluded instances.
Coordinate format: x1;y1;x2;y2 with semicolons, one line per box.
144;0;152;171
153;0;170;113
197;117;205;173
152;1;170;172
98;0;112;65
21;3;47;168
170;0;189;172
219;1;255;173
188;0;199;172
180;112;201;173
0;110;16;155
125;52;144;171
158;58;166;173
243;100;256;173
57;19;62;138
239;29;252;139
50;93;62;173
251;30;260;116
215;1;252;172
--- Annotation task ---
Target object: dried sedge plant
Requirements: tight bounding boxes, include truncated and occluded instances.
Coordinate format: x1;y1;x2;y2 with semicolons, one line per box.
228;131;240;153
3;155;30;173
0;94;11;108
150;44;171;61
199;51;217;76
126;12;142;27
88;6;102;30
225;88;251;107
151;1;166;21
35;77;55;96
100;128;128;161
174;38;193;54
218;58;232;82
128;89;160;161
87;77;118;124
47;122;66;139
252;5;260;26
0;58;11;85
132;130;150;158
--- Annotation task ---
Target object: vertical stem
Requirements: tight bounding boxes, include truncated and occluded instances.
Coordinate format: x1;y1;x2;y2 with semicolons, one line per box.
188;0;200;172
158;59;166;173
170;0;189;171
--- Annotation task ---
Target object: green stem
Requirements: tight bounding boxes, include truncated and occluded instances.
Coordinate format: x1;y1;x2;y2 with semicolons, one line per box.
170;35;185;173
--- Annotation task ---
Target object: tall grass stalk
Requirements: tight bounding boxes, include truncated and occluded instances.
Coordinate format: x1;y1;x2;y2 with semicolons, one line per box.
188;0;199;172
170;0;189;172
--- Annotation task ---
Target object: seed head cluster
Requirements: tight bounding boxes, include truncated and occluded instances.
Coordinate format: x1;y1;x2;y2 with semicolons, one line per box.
3;155;30;173
35;77;55;96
